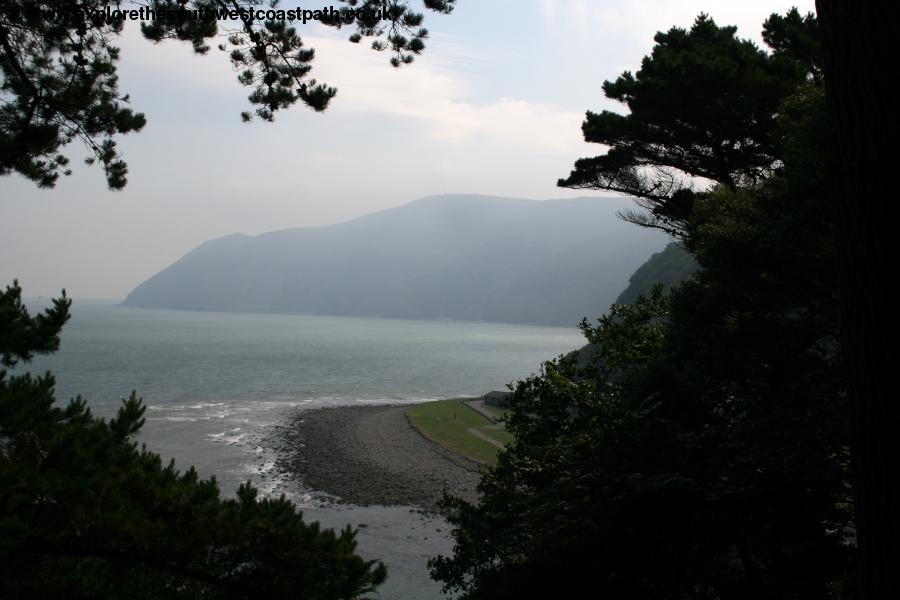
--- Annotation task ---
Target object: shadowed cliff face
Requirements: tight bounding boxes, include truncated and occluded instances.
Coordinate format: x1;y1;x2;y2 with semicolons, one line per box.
124;194;667;326
615;242;698;305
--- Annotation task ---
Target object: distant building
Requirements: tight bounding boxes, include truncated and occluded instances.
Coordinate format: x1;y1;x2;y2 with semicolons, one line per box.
482;390;510;407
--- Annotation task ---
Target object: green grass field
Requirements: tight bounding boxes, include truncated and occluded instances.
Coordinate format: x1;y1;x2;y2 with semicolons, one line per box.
481;402;510;420
406;399;515;464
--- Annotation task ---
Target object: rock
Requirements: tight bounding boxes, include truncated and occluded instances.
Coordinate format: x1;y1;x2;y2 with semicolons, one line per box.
271;405;481;511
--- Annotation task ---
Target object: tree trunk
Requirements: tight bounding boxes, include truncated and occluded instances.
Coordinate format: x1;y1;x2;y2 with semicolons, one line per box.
816;2;900;597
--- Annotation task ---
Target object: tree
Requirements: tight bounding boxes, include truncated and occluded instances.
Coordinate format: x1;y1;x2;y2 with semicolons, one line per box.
814;2;900;597
0;281;386;598
432;12;854;598
2;3;458;595
1;0;454;188
557;10;820;236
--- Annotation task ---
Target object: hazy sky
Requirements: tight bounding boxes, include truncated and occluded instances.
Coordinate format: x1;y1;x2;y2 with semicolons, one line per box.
1;0;815;299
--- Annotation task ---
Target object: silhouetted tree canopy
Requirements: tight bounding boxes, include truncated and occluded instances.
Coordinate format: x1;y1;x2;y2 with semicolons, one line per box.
0;1;454;188
433;11;854;599
0;281;386;598
557;9;821;236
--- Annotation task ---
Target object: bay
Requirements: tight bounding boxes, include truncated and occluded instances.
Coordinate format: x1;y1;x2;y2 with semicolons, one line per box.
19;300;584;599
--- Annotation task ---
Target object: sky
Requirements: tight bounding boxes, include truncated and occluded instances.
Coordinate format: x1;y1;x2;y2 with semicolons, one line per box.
1;0;815;299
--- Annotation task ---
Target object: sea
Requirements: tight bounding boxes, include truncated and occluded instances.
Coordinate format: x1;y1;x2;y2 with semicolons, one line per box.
16;300;584;599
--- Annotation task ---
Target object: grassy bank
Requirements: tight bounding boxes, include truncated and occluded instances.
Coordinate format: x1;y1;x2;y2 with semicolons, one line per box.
406;399;514;464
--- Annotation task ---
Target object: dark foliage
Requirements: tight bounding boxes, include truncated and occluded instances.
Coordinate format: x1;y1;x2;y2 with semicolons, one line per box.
432;11;854;599
0;1;146;188
0;281;386;598
1;1;453;188
614;241;697;305
557;9;821;236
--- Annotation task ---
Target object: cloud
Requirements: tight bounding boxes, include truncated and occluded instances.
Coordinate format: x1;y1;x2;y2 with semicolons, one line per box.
538;0;817;47
538;0;556;23
117;24;587;155
300;34;586;154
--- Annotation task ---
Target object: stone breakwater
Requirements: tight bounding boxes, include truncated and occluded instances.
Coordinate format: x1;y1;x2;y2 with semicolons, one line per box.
272;404;483;511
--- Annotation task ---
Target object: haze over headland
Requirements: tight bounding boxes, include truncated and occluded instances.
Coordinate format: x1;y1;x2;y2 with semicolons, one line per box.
124;194;667;326
0;1;812;300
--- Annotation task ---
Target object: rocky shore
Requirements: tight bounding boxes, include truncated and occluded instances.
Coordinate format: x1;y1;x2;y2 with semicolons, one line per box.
272;404;483;510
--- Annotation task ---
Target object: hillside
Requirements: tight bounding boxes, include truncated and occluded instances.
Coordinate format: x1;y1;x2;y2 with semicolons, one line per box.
614;242;698;304
123;194;667;326
569;242;697;367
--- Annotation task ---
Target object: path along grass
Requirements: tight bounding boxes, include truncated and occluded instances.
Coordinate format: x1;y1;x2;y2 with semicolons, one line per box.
406;399;514;464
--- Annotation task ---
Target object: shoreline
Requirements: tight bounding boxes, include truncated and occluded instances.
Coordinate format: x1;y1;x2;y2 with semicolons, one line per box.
271;404;484;511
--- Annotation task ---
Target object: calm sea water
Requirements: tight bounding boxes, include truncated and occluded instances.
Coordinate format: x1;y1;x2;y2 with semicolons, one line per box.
18;300;583;599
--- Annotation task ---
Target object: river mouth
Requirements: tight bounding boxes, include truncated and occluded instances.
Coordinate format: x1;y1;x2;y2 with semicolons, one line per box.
19;304;581;599
299;504;454;600
266;403;488;600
